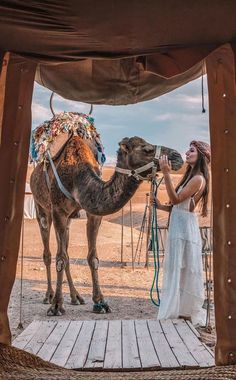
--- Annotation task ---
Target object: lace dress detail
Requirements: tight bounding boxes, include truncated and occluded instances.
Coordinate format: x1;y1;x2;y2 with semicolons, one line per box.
157;184;206;326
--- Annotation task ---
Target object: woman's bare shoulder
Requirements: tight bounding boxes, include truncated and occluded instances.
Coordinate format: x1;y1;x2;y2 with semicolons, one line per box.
189;175;206;195
190;174;205;184
184;175;205;193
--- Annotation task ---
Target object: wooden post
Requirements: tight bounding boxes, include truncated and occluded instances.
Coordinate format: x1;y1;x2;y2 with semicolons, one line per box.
206;43;236;365
0;53;36;344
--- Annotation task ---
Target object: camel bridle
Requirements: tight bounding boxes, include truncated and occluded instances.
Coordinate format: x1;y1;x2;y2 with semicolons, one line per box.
115;145;162;181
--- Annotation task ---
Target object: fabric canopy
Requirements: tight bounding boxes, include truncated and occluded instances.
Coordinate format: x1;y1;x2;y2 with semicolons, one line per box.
0;1;236;103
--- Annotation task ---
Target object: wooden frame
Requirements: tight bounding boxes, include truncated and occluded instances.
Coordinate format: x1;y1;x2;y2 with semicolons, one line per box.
1;44;236;366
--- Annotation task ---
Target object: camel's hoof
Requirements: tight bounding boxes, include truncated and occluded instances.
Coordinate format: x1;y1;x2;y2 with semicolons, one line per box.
43;293;54;304
47;304;65;316
71;295;85;305
93;301;111;314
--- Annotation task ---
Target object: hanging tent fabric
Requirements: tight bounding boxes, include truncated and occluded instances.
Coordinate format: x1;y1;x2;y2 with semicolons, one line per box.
1;0;236;367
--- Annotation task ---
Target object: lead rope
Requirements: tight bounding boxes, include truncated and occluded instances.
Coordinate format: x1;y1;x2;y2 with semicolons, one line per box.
17;216;24;329
149;176;164;307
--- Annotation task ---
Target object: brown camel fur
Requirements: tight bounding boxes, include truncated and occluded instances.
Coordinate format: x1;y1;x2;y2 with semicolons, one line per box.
30;135;183;315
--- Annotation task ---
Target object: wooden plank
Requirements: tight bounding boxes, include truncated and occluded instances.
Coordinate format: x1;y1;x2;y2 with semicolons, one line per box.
13;320;41;349
173;319;215;367
13;318;214;371
104;320;122;369
135;320;160;368
186;320;215;356
24;321;57;355
37;320;70;362
84;320;108;368
186;320;201;338
147;320;180;368
122;320;141;369
160;319;199;367
50;321;83;367
65;320;95;369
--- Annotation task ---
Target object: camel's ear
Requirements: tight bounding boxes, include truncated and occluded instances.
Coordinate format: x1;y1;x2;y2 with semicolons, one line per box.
119;137;130;153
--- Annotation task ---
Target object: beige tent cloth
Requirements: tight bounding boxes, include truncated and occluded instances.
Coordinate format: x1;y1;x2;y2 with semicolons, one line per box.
36;57;205;105
1;343;236;380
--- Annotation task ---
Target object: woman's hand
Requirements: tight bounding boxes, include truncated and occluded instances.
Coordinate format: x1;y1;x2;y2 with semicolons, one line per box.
159;155;172;174
153;197;162;209
152;197;172;212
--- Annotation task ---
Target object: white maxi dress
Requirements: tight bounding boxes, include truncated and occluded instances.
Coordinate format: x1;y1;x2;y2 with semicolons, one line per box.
157;185;206;326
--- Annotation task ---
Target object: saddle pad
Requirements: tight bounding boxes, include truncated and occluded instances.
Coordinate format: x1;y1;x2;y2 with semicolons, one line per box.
48;132;70;159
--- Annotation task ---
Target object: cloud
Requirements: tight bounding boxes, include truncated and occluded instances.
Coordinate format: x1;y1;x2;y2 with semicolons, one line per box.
154;113;172;121
174;94;202;104
52;95;89;113
32;103;52;125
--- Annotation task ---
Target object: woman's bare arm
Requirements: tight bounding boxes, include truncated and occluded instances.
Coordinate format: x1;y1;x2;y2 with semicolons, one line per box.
158;155;204;205
159;204;172;212
164;173;204;205
154;197;172;212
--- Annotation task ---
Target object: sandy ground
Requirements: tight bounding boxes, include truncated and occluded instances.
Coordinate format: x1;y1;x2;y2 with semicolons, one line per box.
9;167;215;350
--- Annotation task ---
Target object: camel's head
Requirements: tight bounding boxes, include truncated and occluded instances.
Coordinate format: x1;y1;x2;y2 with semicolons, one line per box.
117;136;183;179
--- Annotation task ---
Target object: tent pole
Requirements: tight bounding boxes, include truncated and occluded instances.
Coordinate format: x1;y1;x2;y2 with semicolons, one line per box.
0;52;36;345
206;43;236;366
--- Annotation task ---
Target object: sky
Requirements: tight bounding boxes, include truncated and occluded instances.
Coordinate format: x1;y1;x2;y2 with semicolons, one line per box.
32;76;210;164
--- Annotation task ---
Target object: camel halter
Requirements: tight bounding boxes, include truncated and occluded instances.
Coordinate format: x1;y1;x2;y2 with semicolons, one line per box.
115;145;161;181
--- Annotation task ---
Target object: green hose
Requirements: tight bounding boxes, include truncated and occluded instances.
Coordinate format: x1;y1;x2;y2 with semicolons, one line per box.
149;177;163;307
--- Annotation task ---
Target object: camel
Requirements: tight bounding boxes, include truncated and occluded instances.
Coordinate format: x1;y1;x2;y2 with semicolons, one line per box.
30;130;183;315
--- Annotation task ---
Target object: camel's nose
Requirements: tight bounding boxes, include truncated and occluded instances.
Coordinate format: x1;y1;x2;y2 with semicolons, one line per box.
169;150;184;171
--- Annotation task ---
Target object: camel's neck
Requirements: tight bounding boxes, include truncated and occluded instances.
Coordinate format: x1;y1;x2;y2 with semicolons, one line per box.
73;164;141;216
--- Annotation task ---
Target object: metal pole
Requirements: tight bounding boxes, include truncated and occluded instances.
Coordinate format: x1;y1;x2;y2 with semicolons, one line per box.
130;199;134;271
120;207;124;266
134;192;149;265
146;185;153;269
49;92;55;116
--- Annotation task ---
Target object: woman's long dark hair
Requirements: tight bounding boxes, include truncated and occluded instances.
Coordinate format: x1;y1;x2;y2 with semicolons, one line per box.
175;151;210;217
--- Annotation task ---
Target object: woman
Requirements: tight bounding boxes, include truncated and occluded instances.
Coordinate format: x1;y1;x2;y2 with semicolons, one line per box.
156;140;211;327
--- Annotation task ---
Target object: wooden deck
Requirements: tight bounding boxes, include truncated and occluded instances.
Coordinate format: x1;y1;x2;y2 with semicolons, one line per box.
13;319;214;371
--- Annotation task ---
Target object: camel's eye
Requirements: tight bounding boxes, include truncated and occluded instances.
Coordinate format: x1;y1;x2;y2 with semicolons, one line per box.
143;146;154;154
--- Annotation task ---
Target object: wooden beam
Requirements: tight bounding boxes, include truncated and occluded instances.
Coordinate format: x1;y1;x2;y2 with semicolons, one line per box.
206;43;236;365
0;53;36;344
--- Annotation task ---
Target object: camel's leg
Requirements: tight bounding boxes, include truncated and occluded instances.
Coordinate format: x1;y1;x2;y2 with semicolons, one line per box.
35;203;54;304
87;213;111;313
47;210;68;316
64;219;85;305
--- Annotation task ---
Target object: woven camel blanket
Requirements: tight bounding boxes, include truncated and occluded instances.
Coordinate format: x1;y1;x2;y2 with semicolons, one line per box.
30;112;106;165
